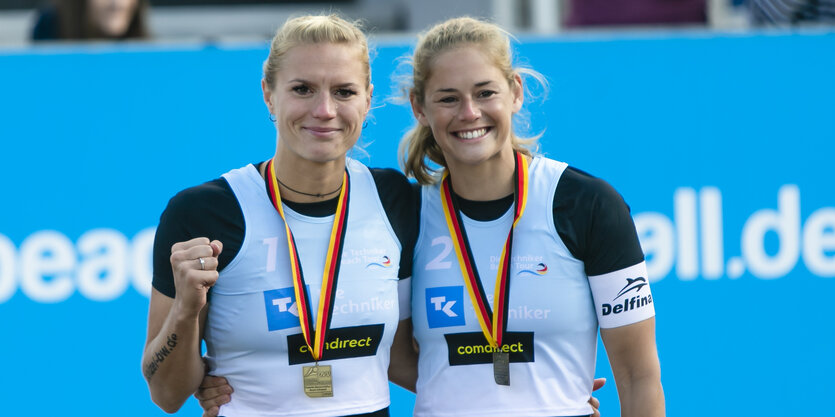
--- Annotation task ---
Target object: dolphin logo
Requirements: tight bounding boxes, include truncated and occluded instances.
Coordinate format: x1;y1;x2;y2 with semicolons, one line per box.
614;277;647;300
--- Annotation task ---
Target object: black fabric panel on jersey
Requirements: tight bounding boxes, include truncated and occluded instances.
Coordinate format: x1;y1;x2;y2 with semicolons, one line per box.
368;167;417;281
458;193;514;221
152;178;244;298
554;166;645;276
152;162;417;299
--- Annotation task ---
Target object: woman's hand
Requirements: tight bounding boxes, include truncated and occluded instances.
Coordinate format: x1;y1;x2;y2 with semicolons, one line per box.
195;375;233;417
589;377;606;417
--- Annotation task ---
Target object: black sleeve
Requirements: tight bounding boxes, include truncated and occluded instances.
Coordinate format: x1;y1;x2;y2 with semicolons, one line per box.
554;166;645;277
152;178;245;298
369;168;418;279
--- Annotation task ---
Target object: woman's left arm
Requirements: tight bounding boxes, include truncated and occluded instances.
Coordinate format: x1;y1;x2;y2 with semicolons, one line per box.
600;317;665;417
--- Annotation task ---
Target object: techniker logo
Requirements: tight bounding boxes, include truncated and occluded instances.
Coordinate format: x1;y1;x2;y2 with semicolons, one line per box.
425;286;466;328
602;276;653;316
264;286;308;331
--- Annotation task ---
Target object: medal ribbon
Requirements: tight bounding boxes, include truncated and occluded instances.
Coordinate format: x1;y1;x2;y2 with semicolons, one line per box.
440;151;529;348
266;158;350;361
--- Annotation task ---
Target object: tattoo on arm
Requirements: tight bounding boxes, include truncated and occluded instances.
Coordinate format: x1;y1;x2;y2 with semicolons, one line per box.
143;333;179;380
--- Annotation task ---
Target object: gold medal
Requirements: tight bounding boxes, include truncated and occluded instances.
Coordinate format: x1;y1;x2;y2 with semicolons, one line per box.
266;159;349;397
493;351;510;386
302;365;334;398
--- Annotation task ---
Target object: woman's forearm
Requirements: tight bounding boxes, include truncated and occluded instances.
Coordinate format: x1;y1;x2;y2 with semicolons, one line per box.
143;298;206;413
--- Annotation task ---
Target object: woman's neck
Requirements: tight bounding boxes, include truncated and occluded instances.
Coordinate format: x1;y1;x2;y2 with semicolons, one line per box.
446;149;518;201
269;149;346;203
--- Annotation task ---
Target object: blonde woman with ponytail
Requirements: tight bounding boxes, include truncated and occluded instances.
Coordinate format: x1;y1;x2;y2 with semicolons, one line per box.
404;17;664;417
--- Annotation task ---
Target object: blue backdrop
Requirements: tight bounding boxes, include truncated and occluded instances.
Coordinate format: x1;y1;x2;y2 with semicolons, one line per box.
0;30;833;416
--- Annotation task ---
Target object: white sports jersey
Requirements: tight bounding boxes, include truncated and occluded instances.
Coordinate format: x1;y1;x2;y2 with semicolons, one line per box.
205;160;402;417
411;156;654;417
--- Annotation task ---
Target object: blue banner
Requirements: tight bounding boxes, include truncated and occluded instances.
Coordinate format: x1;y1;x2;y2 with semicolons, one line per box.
0;30;833;416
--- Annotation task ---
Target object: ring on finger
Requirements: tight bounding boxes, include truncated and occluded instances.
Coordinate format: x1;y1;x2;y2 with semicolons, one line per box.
198;257;206;270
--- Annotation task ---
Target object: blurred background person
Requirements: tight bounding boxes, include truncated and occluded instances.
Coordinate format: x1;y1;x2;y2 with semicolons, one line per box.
748;0;835;26
564;0;707;27
31;0;149;41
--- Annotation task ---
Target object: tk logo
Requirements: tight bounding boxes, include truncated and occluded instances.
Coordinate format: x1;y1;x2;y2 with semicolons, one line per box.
264;286;310;331
425;286;466;328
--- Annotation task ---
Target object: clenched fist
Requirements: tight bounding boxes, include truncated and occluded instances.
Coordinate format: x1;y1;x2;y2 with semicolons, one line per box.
170;237;223;317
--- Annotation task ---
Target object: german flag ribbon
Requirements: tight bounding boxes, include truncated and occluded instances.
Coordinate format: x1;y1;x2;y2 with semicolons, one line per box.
266;158;350;362
440;151;529;349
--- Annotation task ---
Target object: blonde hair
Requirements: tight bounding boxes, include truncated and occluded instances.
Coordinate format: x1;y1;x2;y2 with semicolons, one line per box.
399;17;546;185
263;14;371;91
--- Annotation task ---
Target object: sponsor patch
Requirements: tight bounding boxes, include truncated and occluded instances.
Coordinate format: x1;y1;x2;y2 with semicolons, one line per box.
589;262;655;328
287;324;385;365
444;332;535;366
425;286;466;328
264;286;308;331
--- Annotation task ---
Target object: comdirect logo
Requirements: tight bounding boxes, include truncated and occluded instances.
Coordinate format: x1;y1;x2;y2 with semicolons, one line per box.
517;263;548;277
602;277;653;316
264;286;308;331
425;286;466;328
287;324;384;365
444;332;535;366
365;255;393;269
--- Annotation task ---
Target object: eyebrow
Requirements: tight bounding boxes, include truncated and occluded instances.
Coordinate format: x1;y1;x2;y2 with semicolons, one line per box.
434;80;494;93
288;78;359;88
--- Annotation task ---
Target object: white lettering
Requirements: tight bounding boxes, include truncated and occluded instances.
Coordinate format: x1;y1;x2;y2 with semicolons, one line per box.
634;213;675;283
426;236;453;270
742;185;800;279
77;229;129;301
131;228;155;297
263;237;278;273
0;234;16;303
20;231;75;303
700;187;724;279
674;187;698;280
802;208;835;276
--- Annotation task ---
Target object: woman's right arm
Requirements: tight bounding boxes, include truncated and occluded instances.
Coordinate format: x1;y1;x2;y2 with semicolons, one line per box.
142;238;222;413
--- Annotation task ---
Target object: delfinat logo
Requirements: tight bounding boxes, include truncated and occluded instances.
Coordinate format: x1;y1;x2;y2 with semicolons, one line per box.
517;263;548;276
614;277;648;300
602;277;653;316
366;255;393;269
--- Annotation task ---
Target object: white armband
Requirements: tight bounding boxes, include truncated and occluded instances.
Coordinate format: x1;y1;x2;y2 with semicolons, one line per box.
589;262;655;329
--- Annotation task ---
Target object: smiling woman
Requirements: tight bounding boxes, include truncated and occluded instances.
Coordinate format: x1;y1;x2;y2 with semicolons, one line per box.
141;14;417;417
401;17;664;417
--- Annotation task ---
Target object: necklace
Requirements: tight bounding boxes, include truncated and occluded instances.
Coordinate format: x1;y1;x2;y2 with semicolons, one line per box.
276;177;343;198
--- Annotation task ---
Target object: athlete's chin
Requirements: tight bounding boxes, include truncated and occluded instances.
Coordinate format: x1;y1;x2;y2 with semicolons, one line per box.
299;148;350;165
445;146;505;167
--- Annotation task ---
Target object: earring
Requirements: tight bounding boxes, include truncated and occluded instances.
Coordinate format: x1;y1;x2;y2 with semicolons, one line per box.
362;121;368;129
269;113;276;123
